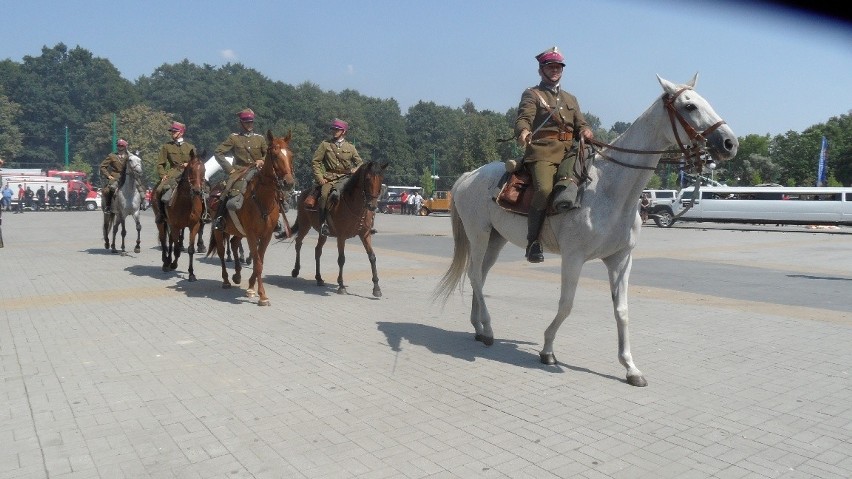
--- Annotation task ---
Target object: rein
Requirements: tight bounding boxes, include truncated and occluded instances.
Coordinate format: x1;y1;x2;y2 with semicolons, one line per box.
588;87;726;175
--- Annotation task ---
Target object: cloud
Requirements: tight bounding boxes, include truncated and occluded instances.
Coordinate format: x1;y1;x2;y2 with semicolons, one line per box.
220;49;237;61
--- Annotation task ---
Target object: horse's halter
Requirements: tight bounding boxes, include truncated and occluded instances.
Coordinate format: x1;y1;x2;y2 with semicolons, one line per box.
663;87;726;171
588;86;727;174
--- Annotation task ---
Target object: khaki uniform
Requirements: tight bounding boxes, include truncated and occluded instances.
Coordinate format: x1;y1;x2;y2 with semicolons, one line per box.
214;132;267;195
156;140;196;195
515;84;589;210
311;139;364;208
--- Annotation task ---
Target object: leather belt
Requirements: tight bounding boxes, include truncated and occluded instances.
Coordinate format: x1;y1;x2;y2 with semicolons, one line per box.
533;130;573;141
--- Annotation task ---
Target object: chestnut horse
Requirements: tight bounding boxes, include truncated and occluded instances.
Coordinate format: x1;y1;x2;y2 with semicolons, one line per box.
290;161;387;297
206;130;295;305
155;148;206;280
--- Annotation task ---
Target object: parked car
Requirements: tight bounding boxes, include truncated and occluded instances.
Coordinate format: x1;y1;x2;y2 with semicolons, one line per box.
378;193;403;214
419;190;452;215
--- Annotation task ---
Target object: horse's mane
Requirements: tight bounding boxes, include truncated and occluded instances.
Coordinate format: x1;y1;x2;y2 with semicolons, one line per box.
341;161;377;196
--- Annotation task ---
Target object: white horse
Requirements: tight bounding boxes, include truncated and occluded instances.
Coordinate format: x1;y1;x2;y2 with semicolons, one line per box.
108;153;144;254
434;74;739;387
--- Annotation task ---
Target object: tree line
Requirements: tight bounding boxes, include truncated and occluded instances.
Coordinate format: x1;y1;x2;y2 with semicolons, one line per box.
1;43;849;196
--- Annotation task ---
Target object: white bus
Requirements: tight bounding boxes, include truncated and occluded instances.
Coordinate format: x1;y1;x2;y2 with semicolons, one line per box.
652;186;852;227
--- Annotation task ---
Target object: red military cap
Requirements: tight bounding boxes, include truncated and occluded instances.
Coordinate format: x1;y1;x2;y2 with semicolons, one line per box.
168;121;186;133
117;139;128;147
238;108;255;122
535;46;565;67
331;118;348;131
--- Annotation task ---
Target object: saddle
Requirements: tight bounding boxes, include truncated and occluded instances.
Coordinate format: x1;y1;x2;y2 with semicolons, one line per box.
495;168;582;216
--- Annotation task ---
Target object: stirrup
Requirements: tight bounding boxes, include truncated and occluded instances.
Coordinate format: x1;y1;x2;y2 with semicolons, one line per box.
320;222;331;236
213;216;225;231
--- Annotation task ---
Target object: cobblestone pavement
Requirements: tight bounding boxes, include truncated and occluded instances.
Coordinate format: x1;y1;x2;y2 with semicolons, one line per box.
1;209;850;478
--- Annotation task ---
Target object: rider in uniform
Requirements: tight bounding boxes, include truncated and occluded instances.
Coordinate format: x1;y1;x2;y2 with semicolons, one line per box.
99;139;130;212
212;108;267;230
311;118;363;236
515;46;594;263
154;121;203;223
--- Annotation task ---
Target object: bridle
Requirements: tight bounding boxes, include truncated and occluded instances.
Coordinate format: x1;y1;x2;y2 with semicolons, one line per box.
587;86;726;174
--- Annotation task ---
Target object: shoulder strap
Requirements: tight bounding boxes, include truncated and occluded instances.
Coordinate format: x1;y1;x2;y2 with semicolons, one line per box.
531;89;568;131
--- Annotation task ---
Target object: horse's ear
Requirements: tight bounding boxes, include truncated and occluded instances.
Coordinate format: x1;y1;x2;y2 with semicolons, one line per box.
380;162;389;171
657;74;677;95
686;72;698;89
284;130;292;143
267;130;274;143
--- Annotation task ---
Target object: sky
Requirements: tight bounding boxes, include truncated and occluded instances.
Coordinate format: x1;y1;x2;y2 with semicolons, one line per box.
2;0;850;138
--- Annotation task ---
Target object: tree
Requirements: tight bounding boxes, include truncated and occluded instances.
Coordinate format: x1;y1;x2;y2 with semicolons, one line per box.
79;104;172;187
0;44;138;168
0;93;23;163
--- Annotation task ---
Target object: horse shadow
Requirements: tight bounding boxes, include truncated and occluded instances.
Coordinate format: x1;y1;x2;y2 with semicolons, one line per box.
263;274;381;299
376;321;624;382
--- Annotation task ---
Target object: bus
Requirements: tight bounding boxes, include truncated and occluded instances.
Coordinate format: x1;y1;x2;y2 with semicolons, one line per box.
652;186;852;227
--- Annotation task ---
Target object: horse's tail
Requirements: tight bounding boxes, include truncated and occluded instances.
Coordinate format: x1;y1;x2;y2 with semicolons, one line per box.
432;179;469;303
205;226;217;258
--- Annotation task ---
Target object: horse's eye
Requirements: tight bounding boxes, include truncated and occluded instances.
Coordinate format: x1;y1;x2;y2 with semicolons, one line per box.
684;103;697;112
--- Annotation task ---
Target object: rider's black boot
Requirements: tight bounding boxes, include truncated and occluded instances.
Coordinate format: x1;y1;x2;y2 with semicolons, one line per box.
319;207;331;236
525;208;546;263
213;199;228;231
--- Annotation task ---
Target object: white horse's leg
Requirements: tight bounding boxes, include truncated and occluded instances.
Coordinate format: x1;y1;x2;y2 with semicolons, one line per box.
602;250;647;387
132;212;142;253
540;255;583;365
464;227;495;344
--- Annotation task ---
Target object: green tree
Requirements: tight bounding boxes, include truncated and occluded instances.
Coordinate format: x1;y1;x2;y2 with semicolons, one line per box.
79;104;172;187
0;93;23;163
0;43;137;169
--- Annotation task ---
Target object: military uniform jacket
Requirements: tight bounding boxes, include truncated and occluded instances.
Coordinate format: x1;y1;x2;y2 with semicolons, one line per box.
311;139;364;183
100;152;128;186
157;140;196;179
514;83;590;164
214;132;267;174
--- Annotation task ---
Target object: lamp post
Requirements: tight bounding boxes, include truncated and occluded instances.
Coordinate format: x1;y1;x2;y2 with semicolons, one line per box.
431;151;439;195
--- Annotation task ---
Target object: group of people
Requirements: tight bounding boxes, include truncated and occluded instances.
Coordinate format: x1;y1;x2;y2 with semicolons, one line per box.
97;108;364;240
397;190;423;215
1;183;76;212
90;44;588;262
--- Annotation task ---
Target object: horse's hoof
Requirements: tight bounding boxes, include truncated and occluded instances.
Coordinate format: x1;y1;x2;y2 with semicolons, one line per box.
233;274;241;284
162;265;169;272
627;375;648;387
197;246;206;254
222;283;231;289
258;299;270;306
474;334;494;346
104;243;109;249
336;287;347;295
474;334;484;342
246;289;256;298
169;263;177;271
111;249;118;254
539;352;557;365
373;288;382;298
291;270;298;278
316;279;325;287
188;275;196;282
134;247;141;253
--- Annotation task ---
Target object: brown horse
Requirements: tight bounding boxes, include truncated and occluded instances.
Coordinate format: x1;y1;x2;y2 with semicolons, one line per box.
206;130;296;305
290;161;387;297
155;148;206;280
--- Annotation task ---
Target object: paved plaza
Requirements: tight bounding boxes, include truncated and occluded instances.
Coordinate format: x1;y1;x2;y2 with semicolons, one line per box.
1;208;850;478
